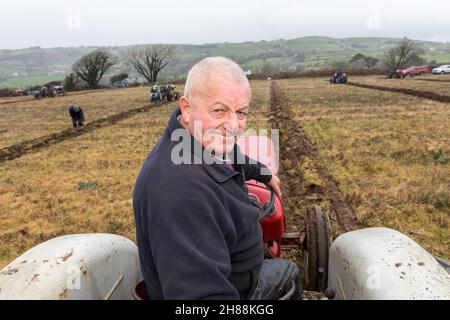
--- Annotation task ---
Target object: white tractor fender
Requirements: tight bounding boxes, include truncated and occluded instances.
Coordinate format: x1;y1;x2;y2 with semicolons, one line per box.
0;234;142;300
327;227;450;300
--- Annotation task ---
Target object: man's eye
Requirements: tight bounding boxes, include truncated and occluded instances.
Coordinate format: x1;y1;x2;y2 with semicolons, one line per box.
213;109;226;114
237;111;247;119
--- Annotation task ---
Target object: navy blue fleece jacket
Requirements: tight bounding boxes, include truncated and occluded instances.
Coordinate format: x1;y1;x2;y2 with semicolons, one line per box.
133;108;272;300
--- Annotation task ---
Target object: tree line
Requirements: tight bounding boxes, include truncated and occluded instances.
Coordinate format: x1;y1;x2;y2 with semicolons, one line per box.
65;38;434;89
65;45;175;90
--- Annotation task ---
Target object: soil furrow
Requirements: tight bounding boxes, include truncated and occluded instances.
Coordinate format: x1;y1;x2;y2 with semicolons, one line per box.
0;102;165;163
269;81;359;233
347;81;450;103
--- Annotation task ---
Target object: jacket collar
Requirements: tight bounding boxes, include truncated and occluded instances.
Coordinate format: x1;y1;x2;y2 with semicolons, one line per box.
167;108;241;183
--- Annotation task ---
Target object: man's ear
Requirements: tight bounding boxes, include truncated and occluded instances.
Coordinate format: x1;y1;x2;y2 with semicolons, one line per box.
179;96;190;126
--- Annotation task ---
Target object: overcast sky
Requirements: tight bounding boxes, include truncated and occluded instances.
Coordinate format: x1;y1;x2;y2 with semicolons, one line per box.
1;0;450;49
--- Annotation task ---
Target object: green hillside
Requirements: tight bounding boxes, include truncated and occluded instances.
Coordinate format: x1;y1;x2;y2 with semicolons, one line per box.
1;36;449;88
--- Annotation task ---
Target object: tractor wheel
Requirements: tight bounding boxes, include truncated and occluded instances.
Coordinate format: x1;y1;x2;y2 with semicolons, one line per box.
305;205;332;292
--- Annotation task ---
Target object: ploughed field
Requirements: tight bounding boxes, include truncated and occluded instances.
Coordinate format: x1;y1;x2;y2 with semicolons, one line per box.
0;77;448;270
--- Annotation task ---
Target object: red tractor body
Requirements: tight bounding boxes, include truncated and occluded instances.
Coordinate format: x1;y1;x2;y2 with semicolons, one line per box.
237;135;290;257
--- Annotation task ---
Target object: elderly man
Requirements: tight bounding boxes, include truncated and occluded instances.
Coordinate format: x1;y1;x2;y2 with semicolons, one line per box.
133;57;301;300
68;104;85;128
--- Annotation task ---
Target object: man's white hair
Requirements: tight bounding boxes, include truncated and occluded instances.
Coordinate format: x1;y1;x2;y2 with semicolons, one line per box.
184;56;250;104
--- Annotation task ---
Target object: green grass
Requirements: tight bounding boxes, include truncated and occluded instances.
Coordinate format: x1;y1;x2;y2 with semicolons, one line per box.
78;181;99;190
422;52;450;64
0;75;64;89
242;57;286;71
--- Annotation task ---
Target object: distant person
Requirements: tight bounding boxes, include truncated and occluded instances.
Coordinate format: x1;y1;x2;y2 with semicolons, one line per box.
149;83;161;102
68;104;85;128
388;67;397;79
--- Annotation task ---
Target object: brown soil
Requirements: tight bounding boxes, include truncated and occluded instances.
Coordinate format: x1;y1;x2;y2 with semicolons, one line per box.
0;88;115;106
347;81;450;104
269;81;359;294
0;98;35;106
412;78;450;83
248;68;386;80
269;81;359;234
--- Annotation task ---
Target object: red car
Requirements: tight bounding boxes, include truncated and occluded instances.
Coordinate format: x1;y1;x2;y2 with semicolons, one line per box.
395;65;431;78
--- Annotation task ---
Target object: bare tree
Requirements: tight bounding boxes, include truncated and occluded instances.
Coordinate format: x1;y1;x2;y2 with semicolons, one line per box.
73;49;114;88
64;72;78;91
124;46;175;83
382;38;420;71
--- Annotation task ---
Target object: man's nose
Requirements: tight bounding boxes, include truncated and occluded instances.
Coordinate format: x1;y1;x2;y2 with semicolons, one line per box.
223;112;240;132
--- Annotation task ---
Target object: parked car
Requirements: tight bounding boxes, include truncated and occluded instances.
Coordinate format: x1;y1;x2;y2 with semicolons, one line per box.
395;65;432;78
112;80;129;88
432;65;450;74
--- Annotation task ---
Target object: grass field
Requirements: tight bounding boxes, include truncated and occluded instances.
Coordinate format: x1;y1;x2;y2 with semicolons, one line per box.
0;86;155;148
0;75;65;89
0;98;177;268
352;74;450;96
0;77;448;269
278;77;449;258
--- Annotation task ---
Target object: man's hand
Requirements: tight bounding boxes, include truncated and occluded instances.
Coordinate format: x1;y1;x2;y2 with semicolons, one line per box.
266;175;282;199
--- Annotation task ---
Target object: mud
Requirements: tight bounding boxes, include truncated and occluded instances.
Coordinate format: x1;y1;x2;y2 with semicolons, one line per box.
269;82;359;294
269;82;359;234
347;81;450;104
0;98;35;106
0;88;114;106
412;78;450;83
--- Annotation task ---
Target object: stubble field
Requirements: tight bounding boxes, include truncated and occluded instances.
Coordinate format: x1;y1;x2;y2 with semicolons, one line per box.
0;76;448;269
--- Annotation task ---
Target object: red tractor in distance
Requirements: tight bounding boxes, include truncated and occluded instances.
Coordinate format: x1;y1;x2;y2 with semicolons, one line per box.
9;88;23;96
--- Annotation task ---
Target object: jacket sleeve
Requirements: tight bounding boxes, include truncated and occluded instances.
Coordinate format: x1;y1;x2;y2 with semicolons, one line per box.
240;154;272;184
146;174;240;300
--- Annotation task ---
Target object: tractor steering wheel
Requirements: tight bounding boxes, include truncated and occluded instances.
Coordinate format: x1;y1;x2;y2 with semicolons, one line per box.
258;187;276;221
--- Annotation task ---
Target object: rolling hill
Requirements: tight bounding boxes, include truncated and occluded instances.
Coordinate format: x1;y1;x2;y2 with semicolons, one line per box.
1;36;450;88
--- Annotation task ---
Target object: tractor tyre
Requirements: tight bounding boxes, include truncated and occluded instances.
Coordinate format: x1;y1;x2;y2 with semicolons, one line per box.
305;205;332;292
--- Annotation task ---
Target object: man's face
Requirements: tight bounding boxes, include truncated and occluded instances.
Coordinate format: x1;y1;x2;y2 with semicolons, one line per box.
180;76;251;155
